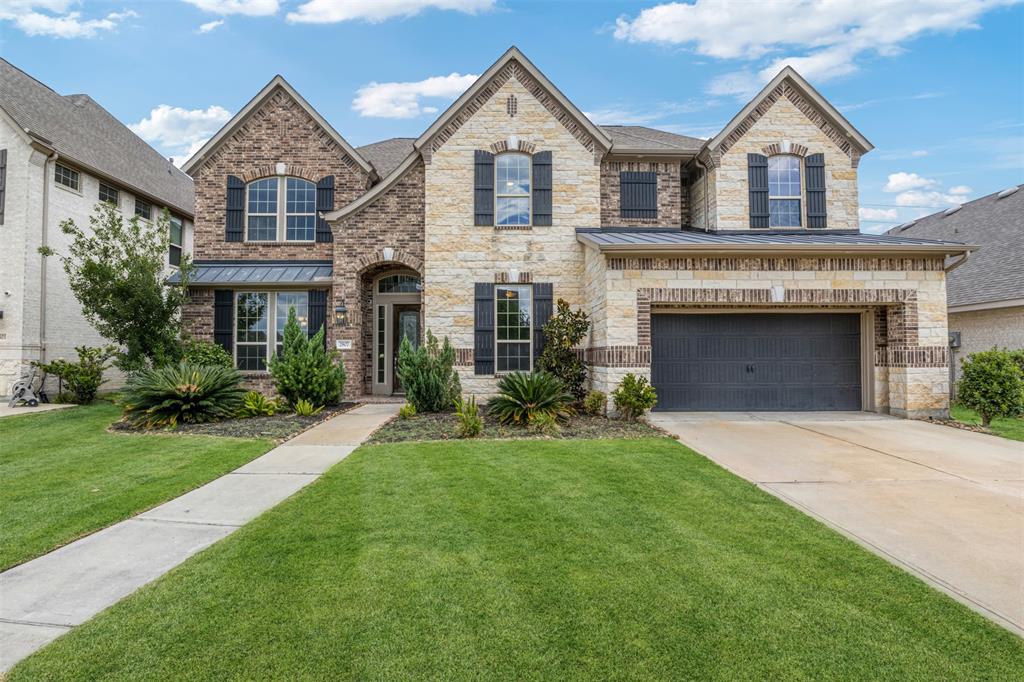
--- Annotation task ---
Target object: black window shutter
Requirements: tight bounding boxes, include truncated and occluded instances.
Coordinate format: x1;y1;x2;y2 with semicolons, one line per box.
226;175;245;242
0;149;7;225
474;282;495;375
214;289;234;355
620;171;657;219
474;150;494;226
532;283;553;366
805;153;827;229
747;154;770;228
532;151;552;226
307;289;327;348
316;176;335;242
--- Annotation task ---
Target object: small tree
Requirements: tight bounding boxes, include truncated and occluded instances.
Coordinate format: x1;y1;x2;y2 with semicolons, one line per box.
396;330;461;413
268;308;346;407
40;203;193;371
537;299;590;401
35;344;117;404
957;349;1024;426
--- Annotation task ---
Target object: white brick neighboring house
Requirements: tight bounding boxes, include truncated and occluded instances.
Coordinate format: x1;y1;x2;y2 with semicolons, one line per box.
0;59;194;397
889;185;1024;386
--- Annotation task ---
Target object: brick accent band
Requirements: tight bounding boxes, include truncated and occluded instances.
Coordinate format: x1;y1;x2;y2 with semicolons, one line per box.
606;256;943;272
878;346;949;368
454;348;474;367
586;346;651;368
494;271;533;283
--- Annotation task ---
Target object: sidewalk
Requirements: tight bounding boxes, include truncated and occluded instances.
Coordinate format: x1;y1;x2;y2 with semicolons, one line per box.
0;403;398;671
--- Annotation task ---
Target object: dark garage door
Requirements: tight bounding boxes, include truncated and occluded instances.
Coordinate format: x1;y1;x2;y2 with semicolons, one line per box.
651;313;862;411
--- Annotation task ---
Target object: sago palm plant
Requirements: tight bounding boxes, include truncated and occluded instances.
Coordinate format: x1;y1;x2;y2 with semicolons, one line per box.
486;371;574;426
121;362;246;428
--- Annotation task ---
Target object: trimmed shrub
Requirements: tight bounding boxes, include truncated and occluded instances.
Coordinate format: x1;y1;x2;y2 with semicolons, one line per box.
536;299;590;401
612;374;657;421
454;395;483;438
182;339;233;369
396;330;461;413
35;345;117;404
268;308;346;408
957;349;1024;426
293;398;323;417
121;362;246;428
238;391;278;417
583;390;607;416
487;372;574;426
399;403;417;420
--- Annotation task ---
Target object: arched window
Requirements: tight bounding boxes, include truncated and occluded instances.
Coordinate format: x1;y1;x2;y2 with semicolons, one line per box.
495;153;531;226
768;155;802;228
377;274;421;293
246;176;317;241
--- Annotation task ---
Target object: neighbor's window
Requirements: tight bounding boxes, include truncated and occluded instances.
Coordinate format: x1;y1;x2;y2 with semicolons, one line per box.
98;183;119;206
275;292;309;355
246;176;317;242
496;284;531;372
235;292;269;371
495;153;530;226
135;197;152;220
168;215;183;267
768;155;801;227
54;163;80;191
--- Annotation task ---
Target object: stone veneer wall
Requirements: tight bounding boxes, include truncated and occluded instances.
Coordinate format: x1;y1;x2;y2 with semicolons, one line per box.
423;67;601;395
584;251;950;418
600;160;688;227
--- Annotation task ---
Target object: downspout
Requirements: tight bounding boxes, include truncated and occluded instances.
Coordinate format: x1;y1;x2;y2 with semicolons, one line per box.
39;151;58;364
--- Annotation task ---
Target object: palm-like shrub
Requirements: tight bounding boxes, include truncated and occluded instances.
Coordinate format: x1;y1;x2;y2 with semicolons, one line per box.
454;394;483;438
396;330;461;413
268;308;346;408
238;390;278;417
121;362;246;428
487;372;574;426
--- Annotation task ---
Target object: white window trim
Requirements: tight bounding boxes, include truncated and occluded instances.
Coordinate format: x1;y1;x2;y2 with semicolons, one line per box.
494;283;532;373
134;197;153;222
767;154;803;228
53;162;82;195
244;176;316;243
494;152;532;228
168;214;183;269
98;182;120;209
232;290;310;371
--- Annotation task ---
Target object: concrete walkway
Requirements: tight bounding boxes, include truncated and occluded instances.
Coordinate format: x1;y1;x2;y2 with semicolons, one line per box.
0;403;74;419
649;411;1024;635
0;403;398;671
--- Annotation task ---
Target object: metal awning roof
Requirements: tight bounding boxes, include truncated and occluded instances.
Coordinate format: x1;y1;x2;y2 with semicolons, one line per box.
168;261;333;286
576;228;974;255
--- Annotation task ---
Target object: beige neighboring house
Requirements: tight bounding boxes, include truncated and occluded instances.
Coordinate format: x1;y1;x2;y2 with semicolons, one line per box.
889;184;1024;382
0;59;194;396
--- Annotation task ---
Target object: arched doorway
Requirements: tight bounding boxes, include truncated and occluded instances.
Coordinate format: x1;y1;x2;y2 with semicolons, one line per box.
370;270;422;395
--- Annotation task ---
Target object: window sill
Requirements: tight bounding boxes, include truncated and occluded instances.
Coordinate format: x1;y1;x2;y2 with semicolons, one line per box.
53;181;83;197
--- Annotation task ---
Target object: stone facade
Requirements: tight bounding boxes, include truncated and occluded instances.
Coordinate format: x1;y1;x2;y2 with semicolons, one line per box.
949;305;1024;381
600;160;688;227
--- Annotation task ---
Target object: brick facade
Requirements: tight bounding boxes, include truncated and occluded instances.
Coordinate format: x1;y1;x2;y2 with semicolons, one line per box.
600;160;688;227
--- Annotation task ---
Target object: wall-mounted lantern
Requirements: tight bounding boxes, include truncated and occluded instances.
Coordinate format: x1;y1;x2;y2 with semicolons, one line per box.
334;304;349;327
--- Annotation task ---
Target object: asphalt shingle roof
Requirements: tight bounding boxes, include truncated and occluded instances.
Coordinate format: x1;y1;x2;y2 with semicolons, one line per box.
356;137;415;177
599;126;705;152
168;261;333;285
0;59;194;216
888;185;1024;307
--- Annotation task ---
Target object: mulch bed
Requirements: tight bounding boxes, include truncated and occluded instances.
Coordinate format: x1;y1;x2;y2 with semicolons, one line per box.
367;410;667;444
110;402;360;442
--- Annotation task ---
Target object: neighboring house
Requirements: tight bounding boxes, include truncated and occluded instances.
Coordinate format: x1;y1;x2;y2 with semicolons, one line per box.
0;59;194;396
889;185;1023;383
180;47;971;418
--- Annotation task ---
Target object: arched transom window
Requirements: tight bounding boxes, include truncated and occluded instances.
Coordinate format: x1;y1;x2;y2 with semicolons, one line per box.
246;176;317;241
767;155;802;228
495;153;531;226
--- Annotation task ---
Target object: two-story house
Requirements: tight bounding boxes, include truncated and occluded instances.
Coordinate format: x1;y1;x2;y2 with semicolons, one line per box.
0;59;194;396
180;47;971;418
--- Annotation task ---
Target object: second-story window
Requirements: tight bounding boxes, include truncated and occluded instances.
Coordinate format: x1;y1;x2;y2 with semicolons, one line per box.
99;183;119;207
768;155;801;228
169;215;183;267
246;177;316;242
54;163;80;191
495;153;530;227
135;197;152;220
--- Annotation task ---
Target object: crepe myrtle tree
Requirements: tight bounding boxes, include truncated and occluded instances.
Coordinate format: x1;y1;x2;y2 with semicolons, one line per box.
39;202;194;371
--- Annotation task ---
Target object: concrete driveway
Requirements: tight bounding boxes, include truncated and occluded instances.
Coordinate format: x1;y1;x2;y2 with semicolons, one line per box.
647;411;1024;635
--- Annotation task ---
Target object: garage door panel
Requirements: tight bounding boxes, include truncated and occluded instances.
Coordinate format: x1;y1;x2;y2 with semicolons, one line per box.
651;313;862;411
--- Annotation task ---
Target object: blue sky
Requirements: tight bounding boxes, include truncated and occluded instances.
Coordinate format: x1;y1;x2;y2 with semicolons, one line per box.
2;0;1022;233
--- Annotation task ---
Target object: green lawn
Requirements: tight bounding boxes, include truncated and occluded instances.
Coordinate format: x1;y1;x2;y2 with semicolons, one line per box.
0;402;272;570
951;404;1024;442
11;438;1022;680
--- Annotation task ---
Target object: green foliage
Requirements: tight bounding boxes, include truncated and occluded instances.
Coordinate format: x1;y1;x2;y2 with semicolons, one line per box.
612;374;658;422
487;372;574;426
583;390;607;416
268;308;346;408
121;362;246;429
238;391;278;418
956;349;1024;426
398;403;417;420
536;299;590;401
182;340;233;369
293;399;324;417
39;203;194;371
1009;349;1024;376
528;410;560;436
396;330;461;413
454;395;483;438
35;345;117;404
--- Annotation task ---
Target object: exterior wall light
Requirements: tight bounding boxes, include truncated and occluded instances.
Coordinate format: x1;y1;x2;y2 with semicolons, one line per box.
334;304;349;327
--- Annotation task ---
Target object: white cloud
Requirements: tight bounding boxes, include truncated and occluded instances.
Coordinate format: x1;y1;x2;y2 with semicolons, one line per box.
858;207;898;221
948;185;972;195
911;150;929;158
129;104;232;162
893;190;966;207
584;100;713;125
352;72;478;118
882;171;972;208
197;19;224;32
615;0;1020;99
182;0;278;15
0;3;138;38
287;0;494;24
883;172;936;193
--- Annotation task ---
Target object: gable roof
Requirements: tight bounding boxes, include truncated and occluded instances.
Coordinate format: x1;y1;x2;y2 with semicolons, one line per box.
357;137;415;177
706;66;873;157
181;75;375;178
888;185;1023;308
601;126;704;155
0;58;194;216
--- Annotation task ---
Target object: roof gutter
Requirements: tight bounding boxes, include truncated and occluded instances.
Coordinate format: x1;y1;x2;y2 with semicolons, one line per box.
943;251;971;273
577;237;977;258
